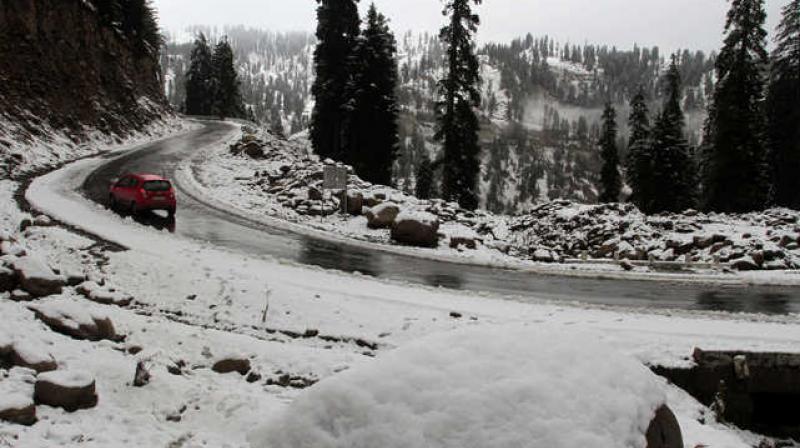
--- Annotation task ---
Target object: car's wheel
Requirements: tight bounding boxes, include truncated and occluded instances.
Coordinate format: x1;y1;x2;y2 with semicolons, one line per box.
109;195;117;210
130;201;139;215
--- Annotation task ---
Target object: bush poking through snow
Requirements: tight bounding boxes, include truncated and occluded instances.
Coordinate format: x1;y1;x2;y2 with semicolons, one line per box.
250;325;669;448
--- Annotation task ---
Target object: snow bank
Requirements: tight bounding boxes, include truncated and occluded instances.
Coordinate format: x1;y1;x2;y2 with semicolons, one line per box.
36;369;94;389
251;325;666;448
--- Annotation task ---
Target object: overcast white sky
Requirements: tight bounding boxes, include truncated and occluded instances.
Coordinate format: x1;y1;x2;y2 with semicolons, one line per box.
152;0;785;52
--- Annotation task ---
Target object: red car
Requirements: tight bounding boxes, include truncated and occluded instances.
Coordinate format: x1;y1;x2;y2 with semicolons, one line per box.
109;173;177;217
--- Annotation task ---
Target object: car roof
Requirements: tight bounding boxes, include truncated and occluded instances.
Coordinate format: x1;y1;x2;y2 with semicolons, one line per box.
125;173;170;182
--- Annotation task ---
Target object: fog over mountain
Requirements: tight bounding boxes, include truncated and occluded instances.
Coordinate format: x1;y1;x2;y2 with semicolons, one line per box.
152;0;783;51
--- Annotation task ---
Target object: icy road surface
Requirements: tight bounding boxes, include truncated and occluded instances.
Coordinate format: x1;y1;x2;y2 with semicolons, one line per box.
80;121;800;315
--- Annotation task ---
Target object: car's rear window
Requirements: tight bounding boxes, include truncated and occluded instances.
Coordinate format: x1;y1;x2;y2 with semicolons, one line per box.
143;180;171;192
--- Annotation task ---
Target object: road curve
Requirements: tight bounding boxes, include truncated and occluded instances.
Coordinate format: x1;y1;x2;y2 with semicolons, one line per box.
81;121;800;315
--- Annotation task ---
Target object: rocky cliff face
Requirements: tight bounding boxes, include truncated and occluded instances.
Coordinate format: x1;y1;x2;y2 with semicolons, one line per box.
0;0;169;142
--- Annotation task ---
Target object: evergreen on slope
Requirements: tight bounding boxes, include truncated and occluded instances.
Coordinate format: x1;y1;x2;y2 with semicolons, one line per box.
767;0;800;209
625;88;653;211
120;0;162;55
416;153;434;200
702;0;771;212
211;38;245;119
436;0;483;210
649;57;698;213
310;0;361;160
184;33;215;116
343;3;399;186
598;102;622;203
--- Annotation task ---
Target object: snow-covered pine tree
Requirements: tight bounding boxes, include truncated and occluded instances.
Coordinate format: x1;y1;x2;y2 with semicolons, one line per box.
598;102;622;203
702;0;771;212
650;57;698;213
310;0;360;161
436;0;482;210
626;88;652;211
342;3;399;186
767;0;800;209
415;153;434;200
211;38;245;119
184;33;214;116
119;0;162;55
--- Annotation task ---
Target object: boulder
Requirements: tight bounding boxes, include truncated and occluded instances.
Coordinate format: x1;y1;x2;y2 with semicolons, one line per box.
365;203;401;229
9;289;33;302
76;281;133;307
645;405;683;448
731;257;760;271
345;191;364;216
34;370;98;412
11;255;66;297
0;396;36;426
308;187;323;201
212;356;251;375
33;215;53;227
0;264;17;292
243;141;265;158
30;302;122;342
532;248;555;263
391;211;439;248
450;236;478;250
7;340;57;373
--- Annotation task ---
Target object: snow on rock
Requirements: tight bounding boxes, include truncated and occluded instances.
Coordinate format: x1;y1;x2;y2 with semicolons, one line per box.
10;254;66;297
76;281;133;307
3;339;58;373
0;263;17;292
34;369;98;412
0;368;37;426
28;299;122;342
212;354;252;376
366;203;401;229
391;210;440;248
251;325;667;448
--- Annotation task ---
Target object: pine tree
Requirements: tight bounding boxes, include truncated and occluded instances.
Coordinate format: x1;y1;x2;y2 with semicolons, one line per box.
598;102;622;203
415;153;434;200
211;38;245;119
184;33;214;116
119;0;162;55
310;0;361;160
626;88;653;211
702;0;771;212
342;3;399;186
650;58;698;213
436;0;482;210
95;1;122;28
767;0;800;208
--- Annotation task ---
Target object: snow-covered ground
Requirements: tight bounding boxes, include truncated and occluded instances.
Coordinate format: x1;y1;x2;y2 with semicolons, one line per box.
2;121;799;446
185;128;800;286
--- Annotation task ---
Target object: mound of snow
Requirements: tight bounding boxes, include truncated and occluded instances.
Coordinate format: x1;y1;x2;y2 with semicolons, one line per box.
251;325;666;448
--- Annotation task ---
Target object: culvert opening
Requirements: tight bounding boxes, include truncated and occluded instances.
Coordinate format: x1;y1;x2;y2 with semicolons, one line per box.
652;349;800;442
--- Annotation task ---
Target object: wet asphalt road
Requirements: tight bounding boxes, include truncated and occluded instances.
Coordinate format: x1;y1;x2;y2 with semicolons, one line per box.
81;121;800;315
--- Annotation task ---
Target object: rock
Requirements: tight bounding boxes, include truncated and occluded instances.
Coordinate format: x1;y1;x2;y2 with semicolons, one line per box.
750;250;765;267
308;187;323;201
33;215;53;227
212;357;251;376
133;361;150;387
0;398;36;426
34;370;98;412
246;371;262;383
30;302;122;342
364;195;382;208
534;248;557;262
76;281;132;307
620;260;635;271
18;218;33;232
450;236;477;250
731;257;760;271
9;289;33;302
0;265;17;292
345;191;364;216
243;141;265;158
391;211;439;248
645;405;683;448
6;340;57;373
365;203;401;229
11;255;66;297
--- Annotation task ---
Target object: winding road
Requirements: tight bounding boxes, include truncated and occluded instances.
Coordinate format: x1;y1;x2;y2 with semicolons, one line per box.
81;121;800;315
